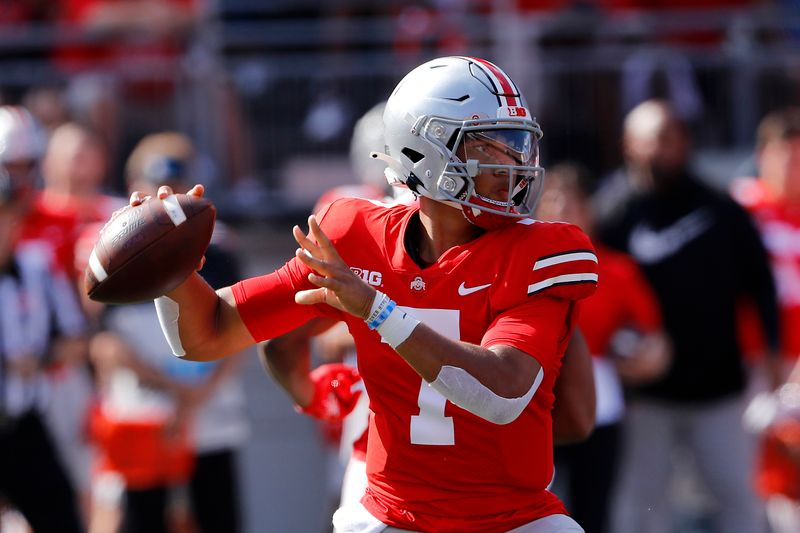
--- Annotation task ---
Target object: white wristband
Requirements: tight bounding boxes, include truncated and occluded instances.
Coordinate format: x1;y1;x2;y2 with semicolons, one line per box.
154;296;186;357
366;291;393;330
376;305;420;349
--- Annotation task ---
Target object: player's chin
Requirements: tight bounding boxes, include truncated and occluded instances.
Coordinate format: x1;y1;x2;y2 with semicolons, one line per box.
479;190;511;204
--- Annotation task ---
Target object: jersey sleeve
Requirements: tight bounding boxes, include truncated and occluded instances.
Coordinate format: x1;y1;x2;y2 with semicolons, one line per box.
525;223;599;301
231;199;359;342
314;197;364;243
481;296;574;370
232;259;314;342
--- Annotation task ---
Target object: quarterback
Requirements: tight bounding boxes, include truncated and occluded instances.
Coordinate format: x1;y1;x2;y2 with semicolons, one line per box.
136;57;598;532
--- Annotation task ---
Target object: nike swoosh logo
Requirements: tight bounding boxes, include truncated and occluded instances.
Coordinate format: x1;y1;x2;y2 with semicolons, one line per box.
628;208;712;265
458;282;492;296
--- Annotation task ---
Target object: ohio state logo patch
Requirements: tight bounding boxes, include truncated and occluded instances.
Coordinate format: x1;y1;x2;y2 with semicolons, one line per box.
410;275;426;291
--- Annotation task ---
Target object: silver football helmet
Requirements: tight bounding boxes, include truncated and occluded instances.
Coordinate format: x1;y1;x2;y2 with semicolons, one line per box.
350;101;389;193
0;105;44;164
376;56;544;229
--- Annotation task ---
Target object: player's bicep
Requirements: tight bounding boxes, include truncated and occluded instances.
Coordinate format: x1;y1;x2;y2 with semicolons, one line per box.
552;329;596;444
482;296;572;370
486;343;543;396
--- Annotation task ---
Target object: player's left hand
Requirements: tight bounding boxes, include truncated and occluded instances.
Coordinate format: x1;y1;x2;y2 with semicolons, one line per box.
298;363;363;422
293;215;375;319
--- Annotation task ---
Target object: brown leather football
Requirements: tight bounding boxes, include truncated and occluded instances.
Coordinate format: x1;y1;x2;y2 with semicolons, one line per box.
85;194;216;304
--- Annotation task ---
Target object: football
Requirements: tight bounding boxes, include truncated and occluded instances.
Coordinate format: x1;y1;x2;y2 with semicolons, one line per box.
85;194;216;304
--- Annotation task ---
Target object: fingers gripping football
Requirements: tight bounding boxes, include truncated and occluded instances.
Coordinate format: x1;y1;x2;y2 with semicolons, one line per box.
298;363;363;422
86;184;214;304
294;215;375;319
129;184;207;271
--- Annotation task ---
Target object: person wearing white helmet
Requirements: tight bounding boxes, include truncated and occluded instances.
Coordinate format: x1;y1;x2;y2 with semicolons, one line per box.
131;56;597;532
0;105;45;205
0;108;101;529
261;102;597;532
0;114;86;533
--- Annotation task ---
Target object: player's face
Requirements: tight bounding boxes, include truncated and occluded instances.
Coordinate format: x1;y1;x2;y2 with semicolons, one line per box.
459;130;537;205
760;137;800;203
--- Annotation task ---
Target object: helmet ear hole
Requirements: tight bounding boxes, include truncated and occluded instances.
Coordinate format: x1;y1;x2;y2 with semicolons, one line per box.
401;147;425;164
446;128;461;151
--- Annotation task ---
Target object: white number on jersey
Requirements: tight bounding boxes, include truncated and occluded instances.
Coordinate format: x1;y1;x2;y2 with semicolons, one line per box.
402;307;461;446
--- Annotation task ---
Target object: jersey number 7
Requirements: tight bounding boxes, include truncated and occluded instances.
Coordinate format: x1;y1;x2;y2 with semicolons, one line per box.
401;307;460;446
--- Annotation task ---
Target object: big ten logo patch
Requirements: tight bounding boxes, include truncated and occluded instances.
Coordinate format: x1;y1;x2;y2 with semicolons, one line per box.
351;267;383;287
498;106;528;119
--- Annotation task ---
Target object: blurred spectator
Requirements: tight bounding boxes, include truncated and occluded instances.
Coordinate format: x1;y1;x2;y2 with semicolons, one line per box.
35;121;126;525
733;107;800;533
0;105;45;204
54;0;205;183
23;85;72;138
597;99;777;533
0;0;53;26
87;131;249;533
0;166;87;533
0;107;98;524
41;122;124;227
537;161;671;533
314;101;393;213
4;114;91;278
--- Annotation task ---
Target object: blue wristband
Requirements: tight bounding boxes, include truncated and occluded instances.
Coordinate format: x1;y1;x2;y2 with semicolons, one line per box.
368;299;396;330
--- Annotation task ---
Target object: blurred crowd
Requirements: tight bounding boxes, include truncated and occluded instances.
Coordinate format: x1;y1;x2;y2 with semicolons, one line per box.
1;1;800;533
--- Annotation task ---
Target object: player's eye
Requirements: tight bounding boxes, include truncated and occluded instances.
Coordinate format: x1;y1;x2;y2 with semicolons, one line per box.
493;168;510;179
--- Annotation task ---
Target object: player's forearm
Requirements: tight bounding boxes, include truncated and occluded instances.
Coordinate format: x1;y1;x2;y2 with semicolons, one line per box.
392;324;542;425
161;273;253;361
396;323;538;399
552;330;595;444
259;339;314;406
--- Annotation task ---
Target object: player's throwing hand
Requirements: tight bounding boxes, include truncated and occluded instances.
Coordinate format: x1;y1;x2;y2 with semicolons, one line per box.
293;215;375;320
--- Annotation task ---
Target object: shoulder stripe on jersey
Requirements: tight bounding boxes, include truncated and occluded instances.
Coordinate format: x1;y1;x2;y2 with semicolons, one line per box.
533;250;598;271
527;273;598;296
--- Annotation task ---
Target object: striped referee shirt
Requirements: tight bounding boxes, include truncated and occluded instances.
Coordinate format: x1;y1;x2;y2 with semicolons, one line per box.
0;245;86;416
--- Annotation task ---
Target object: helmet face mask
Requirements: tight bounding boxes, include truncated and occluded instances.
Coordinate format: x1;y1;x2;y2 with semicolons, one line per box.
382;57;545;229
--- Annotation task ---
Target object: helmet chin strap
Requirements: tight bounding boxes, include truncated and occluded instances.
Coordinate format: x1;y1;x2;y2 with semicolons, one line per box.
475;193;514;208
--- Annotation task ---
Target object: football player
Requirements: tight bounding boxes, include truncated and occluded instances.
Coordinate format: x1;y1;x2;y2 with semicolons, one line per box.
134;56;598;532
735;107;800;533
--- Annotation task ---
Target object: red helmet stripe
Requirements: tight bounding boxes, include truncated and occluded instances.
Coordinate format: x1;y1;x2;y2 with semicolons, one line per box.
468;57;519;107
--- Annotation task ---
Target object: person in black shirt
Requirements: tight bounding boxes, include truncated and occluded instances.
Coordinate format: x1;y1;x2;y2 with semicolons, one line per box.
596;99;778;533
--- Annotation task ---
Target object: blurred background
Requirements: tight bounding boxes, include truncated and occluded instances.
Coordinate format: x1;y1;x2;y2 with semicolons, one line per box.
4;0;799;217
2;1;800;533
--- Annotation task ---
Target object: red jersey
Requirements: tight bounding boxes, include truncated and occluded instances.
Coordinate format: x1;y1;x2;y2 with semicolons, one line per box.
19;194;81;275
579;244;662;356
732;178;800;358
233;198;598;532
20;192;125;277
